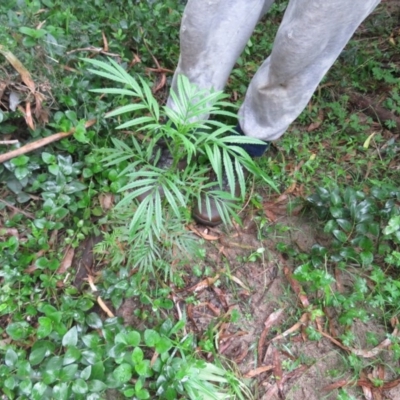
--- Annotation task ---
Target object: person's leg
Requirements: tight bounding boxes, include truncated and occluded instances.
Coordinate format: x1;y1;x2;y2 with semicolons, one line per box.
238;0;381;142
166;0;275;113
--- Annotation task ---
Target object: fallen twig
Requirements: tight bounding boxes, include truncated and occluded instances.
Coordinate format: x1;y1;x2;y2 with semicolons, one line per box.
0;119;96;163
0;140;19;145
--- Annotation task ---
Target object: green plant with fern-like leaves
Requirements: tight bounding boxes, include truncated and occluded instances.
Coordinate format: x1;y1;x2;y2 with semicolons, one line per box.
84;57;277;277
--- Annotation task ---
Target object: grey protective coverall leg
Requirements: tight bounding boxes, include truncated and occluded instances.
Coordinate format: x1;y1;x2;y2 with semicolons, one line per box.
167;0;381;142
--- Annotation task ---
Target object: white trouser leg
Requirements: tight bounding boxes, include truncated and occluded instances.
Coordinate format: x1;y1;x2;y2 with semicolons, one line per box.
239;0;381;141
168;0;381;141
166;0;274;112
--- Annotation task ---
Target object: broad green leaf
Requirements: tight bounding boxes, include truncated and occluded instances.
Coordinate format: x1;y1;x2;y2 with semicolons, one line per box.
32;382;48;400
144;329;160;347
37;316;53;339
86;313;103;329
131;347;144;364
80;365;92;380
6;321;30;340
113;363;132;383
88;380;107;392
5;348;18;367
333;229;348;243
59;364;79;383
63;346;81;365
72;378;88;394
62;326;78;347
115;330;141;346
135;360;150;376
29;341;55;365
155;337;173;354
360;251;374;266
336;219;352;232
53;383;69;400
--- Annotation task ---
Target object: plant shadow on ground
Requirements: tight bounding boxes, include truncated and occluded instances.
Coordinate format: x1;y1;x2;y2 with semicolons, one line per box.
1;0;400;399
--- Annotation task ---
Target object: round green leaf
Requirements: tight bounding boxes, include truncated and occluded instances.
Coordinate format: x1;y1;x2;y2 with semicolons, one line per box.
6;321;30;340
59;363;79;382
144;329;160;347
113;363;132;383
360;251;374;266
15;166;30;180
155;337;172;354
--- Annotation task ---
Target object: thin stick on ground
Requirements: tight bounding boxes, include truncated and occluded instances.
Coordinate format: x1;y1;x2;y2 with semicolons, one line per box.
0;119;96;163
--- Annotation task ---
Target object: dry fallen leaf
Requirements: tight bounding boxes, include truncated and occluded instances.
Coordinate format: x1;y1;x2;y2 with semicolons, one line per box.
0;45;35;93
57;247;75;274
244;365;274;378
188;274;220;293
188;224;219;240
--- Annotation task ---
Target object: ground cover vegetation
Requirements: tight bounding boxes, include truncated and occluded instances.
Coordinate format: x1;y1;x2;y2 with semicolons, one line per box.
0;0;399;399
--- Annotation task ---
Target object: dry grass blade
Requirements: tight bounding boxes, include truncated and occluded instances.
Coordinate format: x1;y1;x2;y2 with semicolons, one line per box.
0;45;35;93
0;119;96;163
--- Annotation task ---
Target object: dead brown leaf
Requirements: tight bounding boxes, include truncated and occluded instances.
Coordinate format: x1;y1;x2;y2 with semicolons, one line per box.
307;109;324;132
258;309;285;365
101;31;109;52
57;247;75;274
188;274;220;293
272;346;283;394
271;312;309;342
244;365;274;378
283;265;310;308
188;224;219;241
0;46;35;93
99;193;114;211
